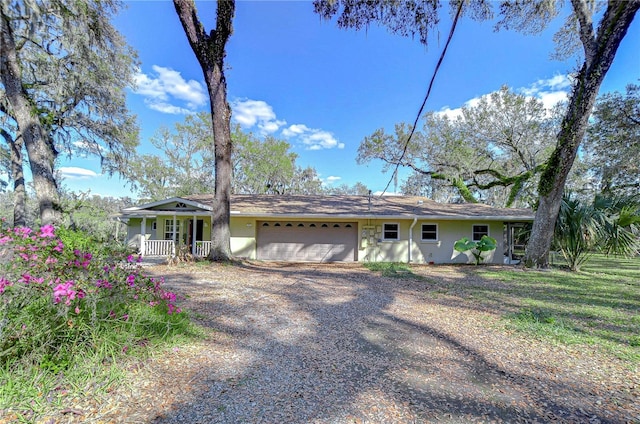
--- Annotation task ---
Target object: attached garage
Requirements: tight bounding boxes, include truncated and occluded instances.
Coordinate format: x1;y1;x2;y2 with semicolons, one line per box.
257;221;357;262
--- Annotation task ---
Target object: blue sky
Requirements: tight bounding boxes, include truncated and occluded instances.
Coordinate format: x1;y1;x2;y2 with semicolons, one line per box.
57;0;640;198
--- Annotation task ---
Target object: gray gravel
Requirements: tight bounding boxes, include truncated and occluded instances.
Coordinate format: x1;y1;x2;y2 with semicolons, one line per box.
134;262;638;424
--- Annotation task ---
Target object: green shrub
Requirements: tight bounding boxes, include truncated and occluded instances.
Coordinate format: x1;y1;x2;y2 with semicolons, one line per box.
0;223;190;411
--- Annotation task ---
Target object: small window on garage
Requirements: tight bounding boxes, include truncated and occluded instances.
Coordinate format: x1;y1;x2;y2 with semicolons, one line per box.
298;223;305;227
383;223;399;241
345;224;352;228
472;224;489;241
421;223;438;241
262;222;269;227
321;223;328;228
333;224;340;228
286;223;293;227
309;223;317;227
274;223;281;227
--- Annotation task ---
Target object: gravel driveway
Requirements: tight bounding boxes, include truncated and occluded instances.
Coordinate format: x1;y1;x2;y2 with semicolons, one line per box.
101;262;637;424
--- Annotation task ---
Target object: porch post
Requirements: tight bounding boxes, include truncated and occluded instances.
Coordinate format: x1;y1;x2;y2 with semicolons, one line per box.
506;223;513;264
140;217;146;256
172;214;177;256
192;214;197;256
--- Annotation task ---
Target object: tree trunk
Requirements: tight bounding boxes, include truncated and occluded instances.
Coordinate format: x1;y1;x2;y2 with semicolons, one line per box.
173;0;235;261
0;128;25;226
524;0;640;268
0;10;60;226
9;134;26;226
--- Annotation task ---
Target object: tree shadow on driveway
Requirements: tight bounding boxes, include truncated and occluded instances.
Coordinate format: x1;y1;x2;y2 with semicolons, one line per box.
146;262;635;423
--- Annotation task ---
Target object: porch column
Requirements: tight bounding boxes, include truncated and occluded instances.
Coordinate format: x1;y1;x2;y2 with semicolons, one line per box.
172;214;177;256
192;214;197;256
140;217;146;256
506;223;513;264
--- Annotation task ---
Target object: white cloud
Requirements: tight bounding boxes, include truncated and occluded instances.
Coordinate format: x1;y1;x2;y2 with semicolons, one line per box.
133;65;207;114
282;123;310;137
436;96;481;120
230;98;344;150
520;74;571;108
58;167;99;180
146;100;194;115
231;99;286;134
283;124;345;150
436;74;571;120
325;176;342;184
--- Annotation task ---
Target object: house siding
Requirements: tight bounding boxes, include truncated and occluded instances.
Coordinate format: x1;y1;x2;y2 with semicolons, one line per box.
125;216;507;264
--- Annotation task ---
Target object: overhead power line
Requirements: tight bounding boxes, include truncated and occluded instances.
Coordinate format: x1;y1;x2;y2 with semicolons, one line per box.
381;0;464;195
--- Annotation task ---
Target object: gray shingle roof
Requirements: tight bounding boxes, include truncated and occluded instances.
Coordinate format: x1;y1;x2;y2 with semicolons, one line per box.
181;194;534;221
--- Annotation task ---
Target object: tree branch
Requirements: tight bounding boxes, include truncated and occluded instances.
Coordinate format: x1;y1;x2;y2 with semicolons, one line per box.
570;0;597;66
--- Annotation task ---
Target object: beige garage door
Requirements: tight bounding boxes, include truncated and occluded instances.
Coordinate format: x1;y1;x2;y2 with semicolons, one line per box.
257;221;357;262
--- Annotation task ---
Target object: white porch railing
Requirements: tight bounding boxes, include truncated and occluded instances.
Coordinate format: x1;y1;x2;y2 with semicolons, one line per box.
143;240;211;257
195;241;212;257
144;240;174;256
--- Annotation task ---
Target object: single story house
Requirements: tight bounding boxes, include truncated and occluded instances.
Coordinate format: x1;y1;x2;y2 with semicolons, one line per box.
119;194;534;264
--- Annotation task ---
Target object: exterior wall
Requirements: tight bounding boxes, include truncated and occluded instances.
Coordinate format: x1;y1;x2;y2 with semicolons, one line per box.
355;219;505;264
410;221;504;264
126;215;507;264
230;217;257;259
126;218;156;249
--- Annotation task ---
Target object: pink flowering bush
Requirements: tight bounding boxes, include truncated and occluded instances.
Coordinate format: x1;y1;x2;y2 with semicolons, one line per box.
0;224;187;373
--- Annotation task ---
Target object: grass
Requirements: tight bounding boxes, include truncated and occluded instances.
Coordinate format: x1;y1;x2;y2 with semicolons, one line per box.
0;305;205;420
363;262;419;278
475;254;640;362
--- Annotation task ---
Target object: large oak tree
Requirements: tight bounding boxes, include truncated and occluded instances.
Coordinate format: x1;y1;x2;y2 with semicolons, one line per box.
1;0;139;226
173;0;235;261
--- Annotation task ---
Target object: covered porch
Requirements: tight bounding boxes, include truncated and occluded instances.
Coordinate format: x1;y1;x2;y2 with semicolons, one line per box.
136;213;213;258
121;197;216;258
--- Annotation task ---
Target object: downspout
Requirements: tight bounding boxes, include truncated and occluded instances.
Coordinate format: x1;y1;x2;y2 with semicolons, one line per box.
408;217;418;263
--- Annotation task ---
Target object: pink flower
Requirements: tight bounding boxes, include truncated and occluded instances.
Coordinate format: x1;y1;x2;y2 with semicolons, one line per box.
38;224;56;238
162;291;177;303
75;306;80;314
45;256;58;265
20;274;32;284
0;277;13;294
126;274;136;287
127;254;134;263
14;227;32;238
0;235;13;244
53;242;64;252
52;281;76;305
167;304;181;315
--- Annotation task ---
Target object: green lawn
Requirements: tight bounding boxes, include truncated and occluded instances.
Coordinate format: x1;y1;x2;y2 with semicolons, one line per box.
474;255;640;362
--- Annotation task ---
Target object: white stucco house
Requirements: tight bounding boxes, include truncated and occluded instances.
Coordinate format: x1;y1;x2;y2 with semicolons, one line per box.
119;194;533;264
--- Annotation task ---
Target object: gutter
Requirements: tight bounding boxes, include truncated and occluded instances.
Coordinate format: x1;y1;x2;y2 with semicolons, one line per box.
408;217;418;264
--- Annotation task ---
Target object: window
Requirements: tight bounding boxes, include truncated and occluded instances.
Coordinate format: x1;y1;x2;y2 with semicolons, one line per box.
297;223;305;227
262;222;269;227
164;219;181;240
383;223;399;241
309;223;317;228
333;224;340;228
285;223;293;227
345;224;352;228
421;223;438;241
472;224;489;241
